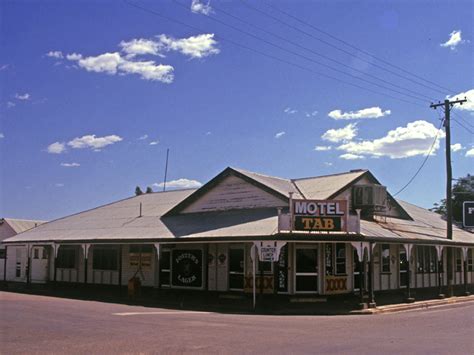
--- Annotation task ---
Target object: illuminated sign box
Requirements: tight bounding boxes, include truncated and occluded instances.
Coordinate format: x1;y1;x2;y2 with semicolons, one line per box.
292;199;348;232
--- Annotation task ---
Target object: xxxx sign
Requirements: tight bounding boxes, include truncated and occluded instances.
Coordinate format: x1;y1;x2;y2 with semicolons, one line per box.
292;199;348;232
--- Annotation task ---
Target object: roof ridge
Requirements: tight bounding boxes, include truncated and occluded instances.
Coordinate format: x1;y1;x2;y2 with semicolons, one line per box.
231;167;291;182
1;218;47;223
292;170;368;182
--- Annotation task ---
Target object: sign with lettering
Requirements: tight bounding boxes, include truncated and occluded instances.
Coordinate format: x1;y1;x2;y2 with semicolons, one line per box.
463;201;474;228
172;250;202;288
292;200;348;232
324;276;349;294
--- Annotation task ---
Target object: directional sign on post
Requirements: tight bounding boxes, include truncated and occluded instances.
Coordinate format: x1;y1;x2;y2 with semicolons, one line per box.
463;201;474;228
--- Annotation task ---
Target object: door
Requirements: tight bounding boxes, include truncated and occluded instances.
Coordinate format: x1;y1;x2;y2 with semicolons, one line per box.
159;250;171;287
399;246;408;288
31;247;49;283
228;247;244;290
353;249;361;292
295;246;319;293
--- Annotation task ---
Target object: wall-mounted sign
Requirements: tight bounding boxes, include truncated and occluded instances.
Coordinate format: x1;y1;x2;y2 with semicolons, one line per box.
172;250;202;288
325;276;348;294
463;201;474;228
292;199;348;232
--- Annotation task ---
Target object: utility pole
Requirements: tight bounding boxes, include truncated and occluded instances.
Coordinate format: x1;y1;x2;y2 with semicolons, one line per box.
430;98;467;297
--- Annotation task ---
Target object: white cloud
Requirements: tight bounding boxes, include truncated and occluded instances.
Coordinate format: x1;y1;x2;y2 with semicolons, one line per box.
47;142;66;154
6;101;16;108
447;89;474;111
322;123;357;143
139;134;148;140
46;51;63;59
339;153;365;160
324;162;333;166
157;34;220;58
119;39;162;58
275;131;286;139
337;120;445;159
55;183;65;188
61;162;80;167
305;110;318;118
118;59;174;83
153;178;203;189
284;107;297;114
149;140;159;145
466;148;474;157
314;145;332;151
451;143;463;152
74;52;121;74
191;0;213;15
67;134;123;150
440;30;466;50
15;93;30;101
66;53;82;61
67;51;174;83
328;106;391;120
0;133;4;139
0;64;9;71
205;131;212;135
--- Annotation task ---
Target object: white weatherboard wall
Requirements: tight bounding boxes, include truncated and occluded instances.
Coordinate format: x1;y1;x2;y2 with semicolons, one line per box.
216;243;229;291
182;175;287;213
5;246;27;282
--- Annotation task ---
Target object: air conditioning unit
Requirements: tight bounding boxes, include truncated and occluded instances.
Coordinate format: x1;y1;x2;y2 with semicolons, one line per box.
352;185;387;211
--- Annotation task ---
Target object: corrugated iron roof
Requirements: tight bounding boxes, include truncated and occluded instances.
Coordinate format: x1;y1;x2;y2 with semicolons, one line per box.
0;218;46;234
2;168;473;246
293;170;367;199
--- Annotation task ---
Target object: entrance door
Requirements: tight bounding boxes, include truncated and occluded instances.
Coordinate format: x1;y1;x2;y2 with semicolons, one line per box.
353;249;361;292
159;250;171;287
31;247;49;283
229;247;244;290
399;246;408;288
295;246;318;293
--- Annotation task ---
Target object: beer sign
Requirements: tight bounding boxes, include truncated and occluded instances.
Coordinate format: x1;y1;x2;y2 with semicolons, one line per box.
292;199;348;232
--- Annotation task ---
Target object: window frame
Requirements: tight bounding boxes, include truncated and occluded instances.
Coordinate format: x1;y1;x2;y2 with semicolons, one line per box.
381;244;391;273
56;247;77;269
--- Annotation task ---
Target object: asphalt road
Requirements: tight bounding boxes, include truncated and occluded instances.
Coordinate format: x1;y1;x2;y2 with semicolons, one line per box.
1;291;473;354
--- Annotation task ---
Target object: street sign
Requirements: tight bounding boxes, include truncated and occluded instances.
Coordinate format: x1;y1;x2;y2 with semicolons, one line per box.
463;201;474;228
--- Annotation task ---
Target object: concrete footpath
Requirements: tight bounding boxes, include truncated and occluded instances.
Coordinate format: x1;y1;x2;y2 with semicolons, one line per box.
352;295;474;315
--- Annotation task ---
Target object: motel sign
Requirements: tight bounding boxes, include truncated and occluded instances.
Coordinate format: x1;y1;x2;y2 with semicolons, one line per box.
292;200;348;232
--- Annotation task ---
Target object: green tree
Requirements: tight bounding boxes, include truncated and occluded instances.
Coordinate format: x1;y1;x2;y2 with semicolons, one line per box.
135;186;143;196
146;186;153;193
431;174;474;222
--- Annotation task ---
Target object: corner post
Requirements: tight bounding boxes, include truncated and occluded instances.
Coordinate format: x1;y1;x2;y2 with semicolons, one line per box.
462;247;470;296
404;244;415;303
368;242;376;308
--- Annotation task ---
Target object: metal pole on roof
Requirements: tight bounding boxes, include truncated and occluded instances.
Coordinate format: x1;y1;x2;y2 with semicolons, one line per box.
163;148;169;192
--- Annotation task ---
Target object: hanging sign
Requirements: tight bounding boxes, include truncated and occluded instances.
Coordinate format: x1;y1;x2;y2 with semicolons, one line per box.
172;250;203;287
293;200;348;232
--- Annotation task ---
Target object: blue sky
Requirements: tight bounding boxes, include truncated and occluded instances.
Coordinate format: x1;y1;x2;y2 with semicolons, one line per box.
1;0;473;221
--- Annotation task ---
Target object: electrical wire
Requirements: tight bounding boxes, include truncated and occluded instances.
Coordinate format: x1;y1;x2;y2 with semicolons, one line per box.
452;111;474;129
171;0;429;104
392;117;445;197
259;0;455;95
124;0;425;107
209;0;436;102
452;118;474;134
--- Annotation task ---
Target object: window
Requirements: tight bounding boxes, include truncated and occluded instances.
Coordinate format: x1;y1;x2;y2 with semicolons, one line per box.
381;244;390;273
56;247;76;269
93;247;118;271
258;261;273;274
42;248;48;259
0;249;5;259
33;248;39;259
468;249;473;272
325;243;346;276
335;244;346;275
416;246;437;273
455;249;462;272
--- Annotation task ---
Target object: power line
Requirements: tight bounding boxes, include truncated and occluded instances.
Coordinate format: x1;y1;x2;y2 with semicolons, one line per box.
259;0;455;95
452;118;474;134
392;117;445;197
452;111;474;129
124;0;425;107
171;0;429;104
208;0;435;102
